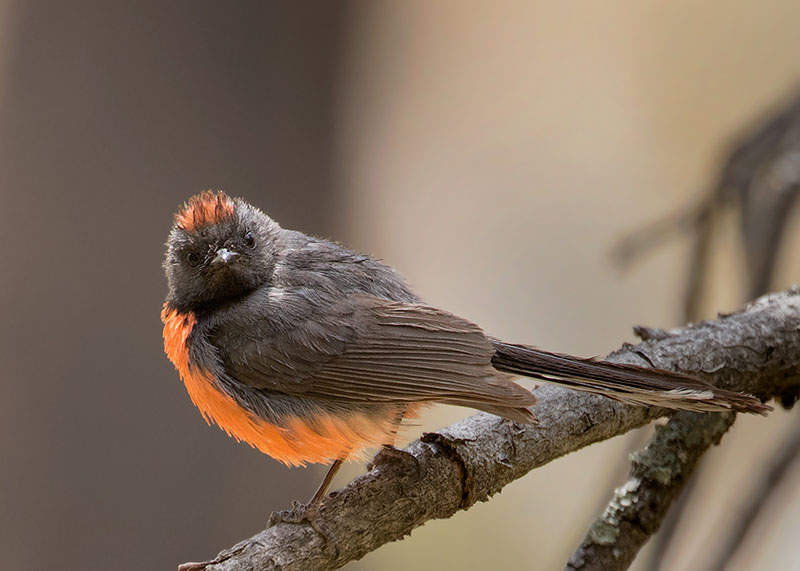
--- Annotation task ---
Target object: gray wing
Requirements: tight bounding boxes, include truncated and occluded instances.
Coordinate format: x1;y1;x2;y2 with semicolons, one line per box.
222;294;536;412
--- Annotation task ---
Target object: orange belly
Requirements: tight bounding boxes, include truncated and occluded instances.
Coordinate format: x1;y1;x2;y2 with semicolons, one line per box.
161;305;405;465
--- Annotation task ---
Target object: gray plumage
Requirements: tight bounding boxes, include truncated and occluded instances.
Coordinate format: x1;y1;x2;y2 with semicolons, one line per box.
164;192;770;438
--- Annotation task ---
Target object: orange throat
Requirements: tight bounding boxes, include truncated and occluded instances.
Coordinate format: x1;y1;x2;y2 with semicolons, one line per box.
160;304;405;466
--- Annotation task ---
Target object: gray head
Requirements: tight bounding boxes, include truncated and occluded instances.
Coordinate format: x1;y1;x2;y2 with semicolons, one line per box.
164;191;282;312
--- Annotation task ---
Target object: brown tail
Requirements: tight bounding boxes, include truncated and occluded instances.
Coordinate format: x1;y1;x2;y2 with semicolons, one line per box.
491;342;771;414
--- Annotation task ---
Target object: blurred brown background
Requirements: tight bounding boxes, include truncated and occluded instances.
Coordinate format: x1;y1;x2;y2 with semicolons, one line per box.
2;2;799;570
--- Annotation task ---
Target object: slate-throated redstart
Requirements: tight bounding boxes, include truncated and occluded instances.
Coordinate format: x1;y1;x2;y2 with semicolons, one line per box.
162;191;769;506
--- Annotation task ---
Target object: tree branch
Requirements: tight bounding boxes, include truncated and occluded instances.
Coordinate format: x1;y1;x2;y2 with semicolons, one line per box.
189;288;800;571
566;411;735;571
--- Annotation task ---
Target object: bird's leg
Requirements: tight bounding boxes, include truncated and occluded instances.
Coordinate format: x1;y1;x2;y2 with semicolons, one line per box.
267;453;348;535
307;458;344;507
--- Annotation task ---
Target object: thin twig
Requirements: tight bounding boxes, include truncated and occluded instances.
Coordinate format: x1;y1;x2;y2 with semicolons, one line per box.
610;201;710;268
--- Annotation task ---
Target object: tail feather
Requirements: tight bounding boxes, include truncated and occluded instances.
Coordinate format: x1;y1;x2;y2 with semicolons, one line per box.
491;342;771;415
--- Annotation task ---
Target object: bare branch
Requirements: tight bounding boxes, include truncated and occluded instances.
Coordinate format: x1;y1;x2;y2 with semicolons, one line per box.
191;289;800;571
643;455;701;571
566;411;735;571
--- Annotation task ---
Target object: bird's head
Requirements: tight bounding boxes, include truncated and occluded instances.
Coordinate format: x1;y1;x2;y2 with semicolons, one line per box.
164;191;281;312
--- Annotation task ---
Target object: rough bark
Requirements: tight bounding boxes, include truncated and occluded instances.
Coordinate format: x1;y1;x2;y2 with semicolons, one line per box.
565;411;735;571
186;288;800;571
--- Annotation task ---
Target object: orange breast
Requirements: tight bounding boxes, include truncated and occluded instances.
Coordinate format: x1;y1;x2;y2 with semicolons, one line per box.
161;305;402;465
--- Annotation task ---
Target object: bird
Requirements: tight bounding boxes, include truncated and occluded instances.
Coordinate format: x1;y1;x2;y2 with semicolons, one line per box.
161;190;770;509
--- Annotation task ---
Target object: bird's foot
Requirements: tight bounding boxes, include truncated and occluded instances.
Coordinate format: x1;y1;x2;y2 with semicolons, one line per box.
177;544;245;571
267;499;320;528
268;500;338;556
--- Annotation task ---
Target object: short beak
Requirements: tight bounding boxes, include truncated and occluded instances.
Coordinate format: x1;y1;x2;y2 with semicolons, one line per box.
211;248;238;265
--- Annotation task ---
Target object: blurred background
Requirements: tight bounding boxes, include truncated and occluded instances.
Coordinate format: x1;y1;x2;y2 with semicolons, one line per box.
2;1;800;570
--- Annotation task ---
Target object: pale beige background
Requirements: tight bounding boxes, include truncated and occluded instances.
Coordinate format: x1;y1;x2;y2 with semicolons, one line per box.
333;2;800;570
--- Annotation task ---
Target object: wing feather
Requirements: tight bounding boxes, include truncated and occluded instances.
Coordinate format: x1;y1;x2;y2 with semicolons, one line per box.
222;294;535;411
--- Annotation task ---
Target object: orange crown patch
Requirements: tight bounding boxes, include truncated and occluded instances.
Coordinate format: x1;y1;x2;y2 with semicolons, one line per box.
175;191;235;231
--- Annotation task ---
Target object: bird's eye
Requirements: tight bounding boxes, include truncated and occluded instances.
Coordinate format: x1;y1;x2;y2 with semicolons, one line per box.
243;231;255;248
185;251;201;267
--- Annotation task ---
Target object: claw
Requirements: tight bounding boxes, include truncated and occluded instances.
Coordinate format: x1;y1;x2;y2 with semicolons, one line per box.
267;500;318;528
267;501;338;557
177;544;245;571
